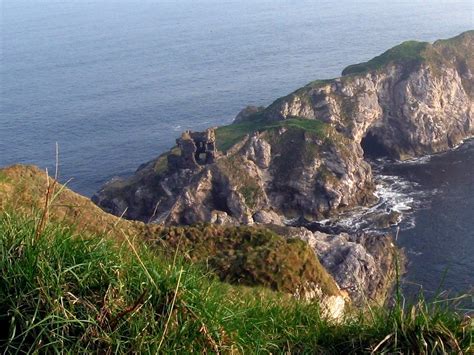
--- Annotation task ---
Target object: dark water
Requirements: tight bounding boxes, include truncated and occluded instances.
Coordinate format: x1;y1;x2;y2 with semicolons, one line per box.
383;141;474;297
1;1;473;295
303;141;474;297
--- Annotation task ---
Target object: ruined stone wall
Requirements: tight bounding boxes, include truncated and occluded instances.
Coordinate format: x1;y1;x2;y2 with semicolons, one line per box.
168;128;217;170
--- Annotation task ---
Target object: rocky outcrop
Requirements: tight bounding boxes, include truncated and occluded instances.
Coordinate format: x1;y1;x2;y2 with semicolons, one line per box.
94;32;473;227
268;225;398;305
266;31;473;159
93;126;374;224
91;32;472;306
297;229;398;305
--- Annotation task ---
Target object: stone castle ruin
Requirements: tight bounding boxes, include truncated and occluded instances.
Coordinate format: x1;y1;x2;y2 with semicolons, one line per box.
168;128;217;170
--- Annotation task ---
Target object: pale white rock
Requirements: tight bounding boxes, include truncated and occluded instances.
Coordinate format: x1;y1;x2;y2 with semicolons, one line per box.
253;210;283;225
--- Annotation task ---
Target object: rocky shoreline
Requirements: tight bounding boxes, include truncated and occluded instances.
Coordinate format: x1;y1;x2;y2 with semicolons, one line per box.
92;31;473;307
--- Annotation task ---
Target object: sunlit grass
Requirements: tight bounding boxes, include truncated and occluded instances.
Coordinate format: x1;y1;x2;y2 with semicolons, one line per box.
1;212;472;353
215;116;326;152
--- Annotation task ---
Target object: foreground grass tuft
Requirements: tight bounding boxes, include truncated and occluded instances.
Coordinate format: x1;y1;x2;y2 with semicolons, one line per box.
1;212;472;353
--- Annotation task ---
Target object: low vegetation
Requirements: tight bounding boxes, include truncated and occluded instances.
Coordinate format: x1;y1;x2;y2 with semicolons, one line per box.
156;223;340;297
0;165;341;299
342;40;429;76
149;146;182;175
1;212;472;353
342;30;474;78
215;115;326;152
265;126;321;186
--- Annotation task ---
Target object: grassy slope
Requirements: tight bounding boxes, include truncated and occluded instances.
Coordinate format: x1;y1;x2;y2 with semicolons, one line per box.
342;40;429;76
215;116;326;152
157;224;339;296
342;30;473;77
0;165;340;297
1;212;472;353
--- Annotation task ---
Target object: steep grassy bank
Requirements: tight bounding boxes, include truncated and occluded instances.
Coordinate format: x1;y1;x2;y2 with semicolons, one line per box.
1;212;472;353
0;165;341;300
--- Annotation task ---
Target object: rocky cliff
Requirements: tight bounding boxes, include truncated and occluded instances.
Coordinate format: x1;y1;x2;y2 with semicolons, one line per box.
93;31;473;226
91;32;472;306
266;31;473;159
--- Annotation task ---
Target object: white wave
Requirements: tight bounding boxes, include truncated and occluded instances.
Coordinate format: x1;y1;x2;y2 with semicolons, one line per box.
400;216;417;231
407;249;423;256
452;140;465;150
317;218;331;224
397;155;432;165
318;168;430;233
314;139;473;234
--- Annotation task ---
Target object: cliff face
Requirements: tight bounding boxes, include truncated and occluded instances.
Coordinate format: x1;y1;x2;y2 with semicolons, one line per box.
93;122;374;225
93;31;473;226
267;31;473;159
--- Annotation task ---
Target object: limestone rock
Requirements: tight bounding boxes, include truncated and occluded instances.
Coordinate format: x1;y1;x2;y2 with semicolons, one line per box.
253;210;283;225
234;105;265;123
94;32;473;226
293;282;347;320
243;133;272;169
292;227;398;305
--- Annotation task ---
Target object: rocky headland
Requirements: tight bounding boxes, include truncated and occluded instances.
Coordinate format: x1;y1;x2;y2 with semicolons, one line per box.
94;31;473;225
89;31;472;309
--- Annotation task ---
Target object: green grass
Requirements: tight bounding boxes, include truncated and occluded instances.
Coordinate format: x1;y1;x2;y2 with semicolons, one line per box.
343;31;474;78
342;40;429;75
215;116;268;152
152;146;181;175
1;212;472;353
239;184;261;208
0;172;10;184
215;116;326;152
155;223;341;297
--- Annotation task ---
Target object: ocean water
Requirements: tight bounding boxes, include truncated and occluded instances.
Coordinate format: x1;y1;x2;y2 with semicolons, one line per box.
383;141;474;297
1;1;473;295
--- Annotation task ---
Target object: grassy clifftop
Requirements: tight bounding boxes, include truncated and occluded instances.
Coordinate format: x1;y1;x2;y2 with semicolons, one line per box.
342;40;429;76
215;116;326;152
1;212;329;353
1;205;472;352
342;30;473;76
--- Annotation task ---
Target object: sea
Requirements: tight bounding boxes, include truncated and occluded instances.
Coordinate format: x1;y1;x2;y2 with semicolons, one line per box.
1;0;473;297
